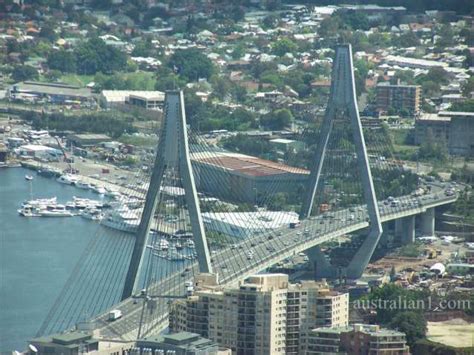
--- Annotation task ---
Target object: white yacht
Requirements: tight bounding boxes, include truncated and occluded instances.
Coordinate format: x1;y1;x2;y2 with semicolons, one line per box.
90;184;106;195
102;205;141;233
68;197;104;210
57;174;79;185
186;240;195;248
81;208;104;221
76;180;91;189
18;205;42;217
39;205;74;217
21;197;57;209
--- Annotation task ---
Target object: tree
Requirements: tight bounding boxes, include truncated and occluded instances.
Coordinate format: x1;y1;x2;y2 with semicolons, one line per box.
251;61;278;79
425;67;449;84
336;10;370;31
272;38;297;57
47;50;76;73
389;312;426;346
449;99;474;112
131;41;152;57
91;0;112;9
222;134;273;157
392;32;420;48
230;6;245;21
318;16;342;38
264;0;281;11
11;65;39;82
435;25;456;49
263;14;279;29
261;108;294;130
74;38;127;75
39;23;58;41
211;75;232;100
231;43;245;60
461;76;474;97
231;108;257;130
232;85;247;103
45;69;61;82
267;192;289;210
421;81;440;97
169;48;214;81
354;59;371;94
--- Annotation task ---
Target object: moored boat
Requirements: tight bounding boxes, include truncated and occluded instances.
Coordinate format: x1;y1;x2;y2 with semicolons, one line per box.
57;174;78;185
101;205;140;233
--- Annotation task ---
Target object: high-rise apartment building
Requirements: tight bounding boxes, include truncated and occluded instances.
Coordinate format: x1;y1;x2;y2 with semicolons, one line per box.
286;281;349;354
169;274;349;355
376;83;421;116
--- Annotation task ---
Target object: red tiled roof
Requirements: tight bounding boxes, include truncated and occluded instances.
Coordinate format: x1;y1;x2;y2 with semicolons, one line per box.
195;155;309;177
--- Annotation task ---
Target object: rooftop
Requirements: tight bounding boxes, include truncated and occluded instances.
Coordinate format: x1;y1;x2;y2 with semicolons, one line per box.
101;90;165;102
439;111;474;118
270;138;297;144
52;332;92;345
202;211;299;230
192;151;309;177
10;81;92;98
417;114;451;122
384;55;448;68
377;82;420;88
138;331;218;350
129;92;165;101
69;133;112;141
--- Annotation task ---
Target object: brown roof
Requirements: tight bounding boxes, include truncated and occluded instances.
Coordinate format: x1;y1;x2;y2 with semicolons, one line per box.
195;155;309;177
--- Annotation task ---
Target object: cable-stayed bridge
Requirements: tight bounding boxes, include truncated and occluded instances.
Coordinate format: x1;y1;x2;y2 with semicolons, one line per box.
36;44;458;342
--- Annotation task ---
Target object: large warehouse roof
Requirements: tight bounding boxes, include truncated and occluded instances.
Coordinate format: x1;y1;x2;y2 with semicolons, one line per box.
192;151;309;177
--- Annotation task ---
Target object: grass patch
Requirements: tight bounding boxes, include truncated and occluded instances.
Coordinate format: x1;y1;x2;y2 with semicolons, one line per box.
118;134;158;147
59;74;95;87
391;129;412;145
396;242;423;257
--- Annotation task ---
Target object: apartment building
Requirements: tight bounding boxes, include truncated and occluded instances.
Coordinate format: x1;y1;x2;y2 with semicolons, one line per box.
169;274;349;355
414;113;451;146
307;324;410;355
286;281;349;354
376;83;421;116
415;111;474;156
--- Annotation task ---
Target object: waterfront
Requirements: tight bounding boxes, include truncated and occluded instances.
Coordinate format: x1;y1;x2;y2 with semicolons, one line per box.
0;167;196;351
0;167;114;351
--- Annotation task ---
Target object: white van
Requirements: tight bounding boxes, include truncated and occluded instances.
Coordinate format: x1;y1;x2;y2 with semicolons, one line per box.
108;309;122;321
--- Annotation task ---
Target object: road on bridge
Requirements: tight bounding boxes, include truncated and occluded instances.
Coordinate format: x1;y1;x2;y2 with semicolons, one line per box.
89;183;456;340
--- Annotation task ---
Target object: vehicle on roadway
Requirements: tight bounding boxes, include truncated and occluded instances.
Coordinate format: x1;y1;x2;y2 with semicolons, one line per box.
109;309;122;321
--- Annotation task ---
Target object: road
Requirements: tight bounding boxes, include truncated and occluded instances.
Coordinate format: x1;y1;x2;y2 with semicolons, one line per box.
86;183;457;340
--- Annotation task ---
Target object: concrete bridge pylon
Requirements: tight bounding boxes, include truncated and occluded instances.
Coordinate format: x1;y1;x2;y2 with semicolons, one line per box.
301;44;383;279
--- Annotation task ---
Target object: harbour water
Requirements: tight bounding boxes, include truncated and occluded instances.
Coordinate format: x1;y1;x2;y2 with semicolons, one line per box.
0;167;195;351
0;167;114;351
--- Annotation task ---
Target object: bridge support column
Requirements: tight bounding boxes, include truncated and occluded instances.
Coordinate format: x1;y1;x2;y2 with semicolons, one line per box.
307;246;335;278
395;219;404;242
420;208;435;237
401;216;415;244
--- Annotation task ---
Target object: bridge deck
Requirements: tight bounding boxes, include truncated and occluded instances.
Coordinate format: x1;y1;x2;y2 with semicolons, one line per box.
88;188;456;340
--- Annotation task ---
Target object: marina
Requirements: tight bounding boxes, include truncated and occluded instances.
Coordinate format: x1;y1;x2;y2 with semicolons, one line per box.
18;195;111;217
1;167;120;351
0;167;196;351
